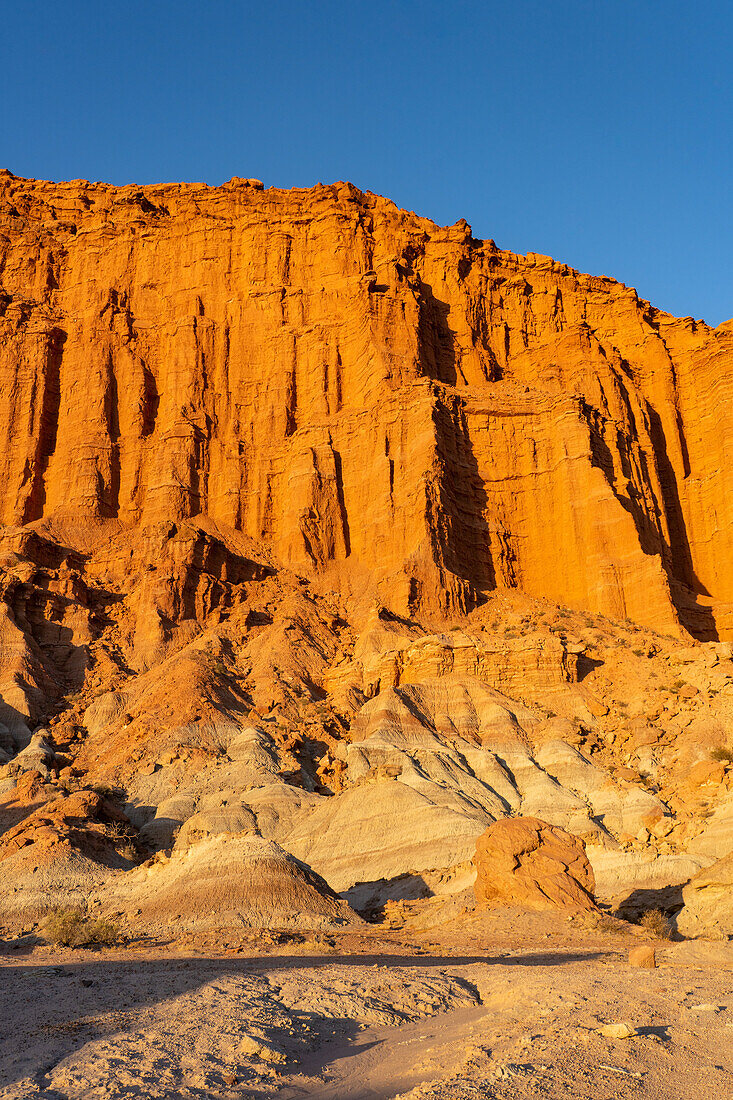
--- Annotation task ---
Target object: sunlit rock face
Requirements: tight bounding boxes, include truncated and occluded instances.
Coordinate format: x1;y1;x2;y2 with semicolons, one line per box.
1;171;732;638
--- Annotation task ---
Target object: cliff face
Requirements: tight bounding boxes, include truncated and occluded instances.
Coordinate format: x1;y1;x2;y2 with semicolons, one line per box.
3;174;733;941
1;170;732;637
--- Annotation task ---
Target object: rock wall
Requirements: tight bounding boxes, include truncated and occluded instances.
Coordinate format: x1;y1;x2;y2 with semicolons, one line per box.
2;171;732;635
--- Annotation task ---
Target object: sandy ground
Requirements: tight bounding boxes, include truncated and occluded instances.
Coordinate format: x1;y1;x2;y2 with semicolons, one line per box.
1;913;731;1100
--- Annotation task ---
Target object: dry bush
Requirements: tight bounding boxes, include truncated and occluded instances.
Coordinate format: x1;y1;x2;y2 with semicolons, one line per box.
583;911;629;935
41;907;121;948
638;908;673;940
710;746;733;764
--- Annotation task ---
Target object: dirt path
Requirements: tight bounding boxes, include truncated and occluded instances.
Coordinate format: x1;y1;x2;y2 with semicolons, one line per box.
276;1005;487;1098
0;926;731;1099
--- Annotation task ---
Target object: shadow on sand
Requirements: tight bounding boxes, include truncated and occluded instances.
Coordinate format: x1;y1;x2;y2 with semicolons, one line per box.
0;946;609;1092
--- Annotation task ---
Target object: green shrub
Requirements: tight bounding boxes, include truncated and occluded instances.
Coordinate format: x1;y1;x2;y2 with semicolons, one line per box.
41;908;121;948
211;657;233;680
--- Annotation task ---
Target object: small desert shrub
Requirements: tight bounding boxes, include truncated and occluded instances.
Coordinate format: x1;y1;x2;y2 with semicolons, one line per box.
585;911;628;935
670;679;686;692
638;908;673;940
41;908;121;948
105;822;141;863
710;746;733;764
211;657;232;680
279;937;337;956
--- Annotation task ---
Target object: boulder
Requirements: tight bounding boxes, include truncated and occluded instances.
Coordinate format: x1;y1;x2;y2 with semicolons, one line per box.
629;945;656;968
472;816;597;912
676;851;733;938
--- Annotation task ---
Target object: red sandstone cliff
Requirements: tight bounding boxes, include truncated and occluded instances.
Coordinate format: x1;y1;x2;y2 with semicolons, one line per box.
1;171;732;638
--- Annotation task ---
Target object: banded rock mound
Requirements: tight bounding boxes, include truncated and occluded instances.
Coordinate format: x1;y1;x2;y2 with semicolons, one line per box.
99;834;359;932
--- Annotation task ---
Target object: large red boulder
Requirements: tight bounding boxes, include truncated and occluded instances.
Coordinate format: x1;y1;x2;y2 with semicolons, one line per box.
473;817;597;912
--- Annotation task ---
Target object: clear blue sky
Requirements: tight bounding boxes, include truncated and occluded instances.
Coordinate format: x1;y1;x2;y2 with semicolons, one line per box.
2;1;731;324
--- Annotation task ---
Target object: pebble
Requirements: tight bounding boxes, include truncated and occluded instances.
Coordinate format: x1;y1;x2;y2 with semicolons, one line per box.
629;945;656;968
599;1022;637;1039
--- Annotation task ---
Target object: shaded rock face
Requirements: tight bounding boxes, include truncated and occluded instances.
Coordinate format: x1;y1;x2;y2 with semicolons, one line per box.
472;817;597;912
1;173;732;637
677;851;733;938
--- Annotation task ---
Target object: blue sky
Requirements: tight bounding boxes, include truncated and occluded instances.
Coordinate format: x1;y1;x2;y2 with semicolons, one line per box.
2;1;731;324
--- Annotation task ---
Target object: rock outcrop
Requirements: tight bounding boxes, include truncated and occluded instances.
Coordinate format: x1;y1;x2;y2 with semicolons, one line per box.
1;173;732;933
0;776;134;920
473;817;597;911
1;172;733;637
677;851;733;938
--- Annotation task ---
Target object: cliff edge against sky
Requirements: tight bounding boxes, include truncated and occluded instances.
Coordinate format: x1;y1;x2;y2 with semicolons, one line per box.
2;171;732;640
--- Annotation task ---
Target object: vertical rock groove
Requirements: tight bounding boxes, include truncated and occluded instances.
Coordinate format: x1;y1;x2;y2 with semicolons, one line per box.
22;326;64;524
1;173;732;635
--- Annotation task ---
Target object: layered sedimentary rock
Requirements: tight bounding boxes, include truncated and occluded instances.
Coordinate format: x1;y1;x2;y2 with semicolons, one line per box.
1;173;733;939
1;171;733;636
100;834;358;931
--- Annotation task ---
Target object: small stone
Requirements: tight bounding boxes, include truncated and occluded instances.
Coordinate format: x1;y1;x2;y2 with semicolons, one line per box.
599;1023;637;1039
236;1034;287;1063
629;945;656;968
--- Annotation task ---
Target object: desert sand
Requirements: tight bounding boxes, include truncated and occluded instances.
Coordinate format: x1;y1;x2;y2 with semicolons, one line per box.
2;909;731;1099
